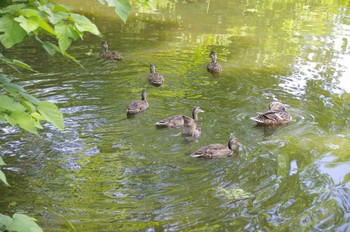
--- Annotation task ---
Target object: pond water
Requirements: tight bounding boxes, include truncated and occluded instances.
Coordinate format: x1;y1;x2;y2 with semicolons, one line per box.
1;0;350;231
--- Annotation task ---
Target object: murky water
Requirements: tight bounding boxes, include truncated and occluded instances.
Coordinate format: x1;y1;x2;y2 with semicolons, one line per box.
1;0;350;230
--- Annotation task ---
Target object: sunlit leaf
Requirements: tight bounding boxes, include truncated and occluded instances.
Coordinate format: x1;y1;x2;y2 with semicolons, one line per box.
0;170;10;186
0;15;27;48
0;95;26;112
12;59;34;71
0;157;5;166
10;111;38;134
0;74;11;84
0;4;26;14
69;14;100;35
49;11;69;25
99;0;132;23
55;22;78;53
4;214;43;232
3;82;26;95
14;15;40;33
20;92;40;105
31;112;46;120
37;101;64;130
4;114;17;127
38;19;56;35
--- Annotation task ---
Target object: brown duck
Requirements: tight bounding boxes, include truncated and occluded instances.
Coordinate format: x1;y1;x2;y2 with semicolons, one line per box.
155;106;204;128
206;51;222;74
101;41;123;60
182;114;202;140
148;64;164;85
250;101;292;125
126;90;149;115
190;137;242;159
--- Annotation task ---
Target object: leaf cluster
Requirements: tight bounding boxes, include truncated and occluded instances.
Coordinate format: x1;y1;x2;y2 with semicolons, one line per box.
0;0;101;66
0;73;64;135
0;213;42;232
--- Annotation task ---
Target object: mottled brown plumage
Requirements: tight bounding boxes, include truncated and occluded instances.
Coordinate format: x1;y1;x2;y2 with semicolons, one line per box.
126;90;149;115
182;115;201;140
190;137;241;159
251;101;292;125
155;106;204;128
148;64;164;85
206;51;222;74
101;41;123;60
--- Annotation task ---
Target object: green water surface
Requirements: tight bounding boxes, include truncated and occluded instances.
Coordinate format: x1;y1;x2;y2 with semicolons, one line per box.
1;0;350;231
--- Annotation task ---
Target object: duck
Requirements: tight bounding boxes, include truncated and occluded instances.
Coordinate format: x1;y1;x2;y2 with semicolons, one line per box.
250;101;292;125
190;137;242;159
148;64;164;85
206;51;222;74
182;114;202;140
126;90;149;114
101;41;123;60
155;106;204;128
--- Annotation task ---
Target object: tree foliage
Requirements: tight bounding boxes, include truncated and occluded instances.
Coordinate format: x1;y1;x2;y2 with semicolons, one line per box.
0;213;43;232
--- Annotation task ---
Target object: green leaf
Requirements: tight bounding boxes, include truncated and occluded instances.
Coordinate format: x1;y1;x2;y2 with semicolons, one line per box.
99;0;132;23
4;114;17;127
38;19;56;35
0;74;11;84
12;59;35;71
20;92;40;105
112;0;132;23
0;157;5;166
49;11;69;25
14;15;40;34
69;14;101;35
31;112;46;120
40;41;58;55
0;15;27;48
0;95;26;112
3;82;26;96
0;170;10;186
55;22;78;53
0;114;6;122
10;111;38;134
37;101;64;130
6;214;43;232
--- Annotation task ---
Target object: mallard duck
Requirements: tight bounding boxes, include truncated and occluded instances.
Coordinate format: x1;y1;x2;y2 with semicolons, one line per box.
250;101;292;125
126;90;149;114
148;64;164;85
206;51;222;74
190;137;242;159
101;41;123;60
182;115;201;139
155;106;204;128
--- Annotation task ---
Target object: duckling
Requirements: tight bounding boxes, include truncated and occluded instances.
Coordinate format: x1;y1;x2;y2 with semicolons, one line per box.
101;41;123;60
155;106;204;128
148;64;164;85
126;90;149;114
206;51;222;74
182;115;201;140
250;101;292;125
190;137;242;159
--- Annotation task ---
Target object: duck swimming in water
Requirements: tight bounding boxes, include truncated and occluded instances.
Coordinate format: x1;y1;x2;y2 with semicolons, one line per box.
101;41;123;60
148;64;164;86
206;51;222;74
190;137;242;159
250;101;292;125
126;90;149;115
182;114;202;140
155;106;204;128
